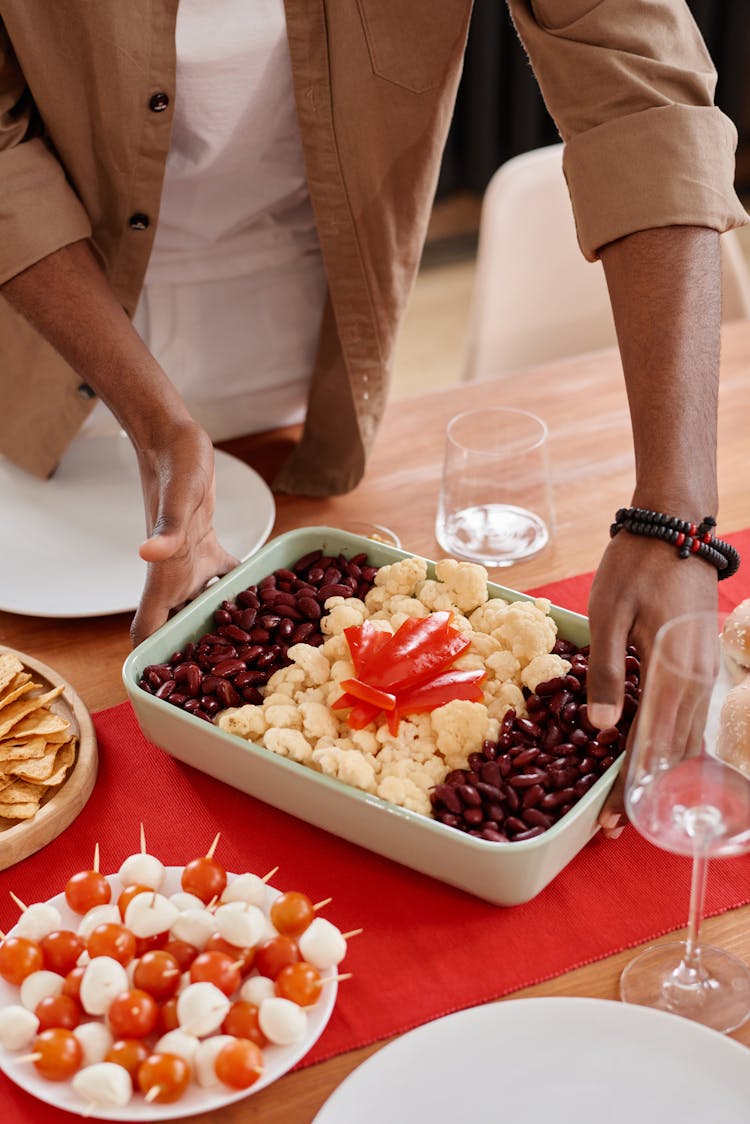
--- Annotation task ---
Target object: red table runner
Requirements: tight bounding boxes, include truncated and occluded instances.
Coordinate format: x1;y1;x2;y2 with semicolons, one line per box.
3;528;750;1122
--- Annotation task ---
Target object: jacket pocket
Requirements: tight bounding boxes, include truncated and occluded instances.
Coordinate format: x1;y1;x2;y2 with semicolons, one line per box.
357;0;472;93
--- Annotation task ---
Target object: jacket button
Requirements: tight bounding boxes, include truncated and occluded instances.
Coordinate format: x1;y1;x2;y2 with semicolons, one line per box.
149;92;170;112
76;383;96;400
129;213;150;230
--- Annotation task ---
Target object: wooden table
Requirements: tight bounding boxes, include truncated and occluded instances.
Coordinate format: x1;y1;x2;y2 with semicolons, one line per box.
2;320;750;1121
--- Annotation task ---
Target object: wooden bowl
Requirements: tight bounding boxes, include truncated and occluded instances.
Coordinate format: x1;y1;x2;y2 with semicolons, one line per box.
0;646;98;871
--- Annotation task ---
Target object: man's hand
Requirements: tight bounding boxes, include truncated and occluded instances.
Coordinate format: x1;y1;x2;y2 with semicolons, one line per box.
131;420;239;647
587;533;718;836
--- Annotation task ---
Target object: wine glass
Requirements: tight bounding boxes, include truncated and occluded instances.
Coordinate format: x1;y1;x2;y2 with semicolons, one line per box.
620;609;750;1033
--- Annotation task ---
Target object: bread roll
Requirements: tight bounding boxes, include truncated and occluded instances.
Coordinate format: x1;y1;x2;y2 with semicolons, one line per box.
722;600;750;670
716;680;750;776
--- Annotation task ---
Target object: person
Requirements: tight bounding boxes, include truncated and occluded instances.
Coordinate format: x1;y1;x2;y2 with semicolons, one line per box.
0;1;746;836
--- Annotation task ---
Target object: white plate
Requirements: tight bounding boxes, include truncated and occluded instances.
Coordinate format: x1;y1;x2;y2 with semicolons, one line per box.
0;433;275;618
313;997;750;1124
0;867;337;1121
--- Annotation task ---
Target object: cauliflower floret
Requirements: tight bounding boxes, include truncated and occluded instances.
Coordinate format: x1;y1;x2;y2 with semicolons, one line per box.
485;650;522;683
320;634;349;662
468;632;503;660
468;597;511;634
263;692;296;708
328;658;356;683
452;652;486;672
287;643;331;685
350;728;379;755
373;556;428;596
520;653;572;693
263;727;314;764
430;700;492;770
264;703;303;730
364;586;388;612
216;706;267;741
486;682;527;721
321;600;367;635
492;601;557;662
311;746;377;793
265;666;307;698
381;595;429;619
377;775;431;816
433;558;488;613
298;700;340;741
415;580;457;613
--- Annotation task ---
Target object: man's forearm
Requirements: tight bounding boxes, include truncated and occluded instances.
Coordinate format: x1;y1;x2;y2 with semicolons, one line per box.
599;225;721;520
1;239;193;449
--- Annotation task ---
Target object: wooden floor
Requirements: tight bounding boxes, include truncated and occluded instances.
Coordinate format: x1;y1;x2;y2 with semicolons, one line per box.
392;196;750;401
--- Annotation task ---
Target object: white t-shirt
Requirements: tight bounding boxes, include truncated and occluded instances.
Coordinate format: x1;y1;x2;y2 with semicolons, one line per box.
89;0;327;440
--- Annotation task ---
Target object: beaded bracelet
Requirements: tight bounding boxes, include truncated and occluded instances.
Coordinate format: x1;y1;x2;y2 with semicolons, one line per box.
610;507;740;580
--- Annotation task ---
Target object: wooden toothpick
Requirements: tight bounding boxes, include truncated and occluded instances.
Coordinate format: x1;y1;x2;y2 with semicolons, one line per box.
206;833;221;860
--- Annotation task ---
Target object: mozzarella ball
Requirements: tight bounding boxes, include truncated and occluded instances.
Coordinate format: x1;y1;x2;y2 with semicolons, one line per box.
194;1034;235;1087
117;852;165;891
124;892;179;938
0;1005;39;1050
154;1029;200;1064
77;905;121;941
177;982;231;1038
259;997;307;1045
20;970;64;1011
169;891;205;912
71;1062;132;1107
214;904;265;949
12;903;62;943
298;917;347;970
221;873;268;907
239;975;276;1006
80;956;129;1016
73;1022;114;1066
171;908;217;950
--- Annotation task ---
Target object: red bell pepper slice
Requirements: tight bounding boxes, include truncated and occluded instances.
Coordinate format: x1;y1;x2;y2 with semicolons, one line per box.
355;613;471;692
395;668;487;715
344;621;391;677
341;678;397;711
346;700;381;730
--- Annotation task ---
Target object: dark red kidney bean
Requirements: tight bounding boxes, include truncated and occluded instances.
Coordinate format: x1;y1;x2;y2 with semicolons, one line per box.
259;575;276;589
515;718;542;739
174;661;200;683
476;782;504;803
522;808;553;830
323;567;342;585
578;756;597;775
184;666;202;697
521;783;545;809
485;802;506;823
306;633;325;648
535;753;553;768
360;565;377;582
347;562;362;580
145;670;162;690
600;755;616;770
250;628;271;644
279;619;296;639
575;774;598;796
182;698;201;713
350;552;368;566
259;588;282;604
587;741;609;759
431;785;463;814
504;816;527;835
291;622;316;644
569;728;590;748
597;726;620;746
356;582;371;600
274;568;297;582
468;752;486;772
513;747;539;769
237;589;260;608
235;608;258;631
200;696;220;714
169;651;185;664
560;702;578;728
482;827;509;842
496;754;512;778
294;551;323;573
549;690;572;716
318;583;354;601
241;687;264;705
144;664;172;683
214;609;232;626
236;669;267;686
497;732;513;750
183;643;197;659
210;658;247;679
625;653;640;675
275;604;303;621
541;725;563;751
445;769;469;785
215;680;241;708
543;786;578;809
577;703;598;733
513;826;547;841
437;812;463;829
206;646;237;665
561;675;582;693
256;651;278;669
463;807;484;827
509;770;548;788
622;695;639;717
536;676;564;696
296;596;322;620
456;784;482;807
258;614;281;630
502;786;520;812
138;679;154;694
500;708;516;733
155;679;177;699
220;625;251;643
479;761;503;788
548;767;579;790
307;567;325;584
169;692;188;707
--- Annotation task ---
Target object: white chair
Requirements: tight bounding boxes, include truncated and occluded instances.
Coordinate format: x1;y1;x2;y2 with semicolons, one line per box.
463;143;750;380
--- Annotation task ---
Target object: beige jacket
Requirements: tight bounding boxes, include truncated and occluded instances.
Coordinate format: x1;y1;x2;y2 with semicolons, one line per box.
0;1;746;492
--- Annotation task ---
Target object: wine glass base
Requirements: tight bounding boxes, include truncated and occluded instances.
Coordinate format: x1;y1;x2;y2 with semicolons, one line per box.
620;940;750;1033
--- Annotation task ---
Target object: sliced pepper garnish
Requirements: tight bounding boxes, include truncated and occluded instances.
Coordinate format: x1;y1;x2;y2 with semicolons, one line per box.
340;678;397;711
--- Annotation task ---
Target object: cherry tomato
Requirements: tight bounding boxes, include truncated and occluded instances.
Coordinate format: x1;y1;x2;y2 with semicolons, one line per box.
162;938;199;973
87;922;137;967
107;988;159;1039
156;997;180;1035
214;1038;264;1090
181;856;227;903
137;1052;191;1103
134;931;169;957
117;883;151;920
275;961;323;1007
133;950;181;1001
64;870;111;915
270;891;315;937
205;933;255;976
0;936;43;986
62;966;86;1002
40;930;86;976
105;1037;150;1081
253;935;300;981
35;994;82;1032
221;1001;267;1047
32;1028;83;1081
189;950;241;997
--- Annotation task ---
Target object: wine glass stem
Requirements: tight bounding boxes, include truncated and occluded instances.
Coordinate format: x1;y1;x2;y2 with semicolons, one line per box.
682;845;710;977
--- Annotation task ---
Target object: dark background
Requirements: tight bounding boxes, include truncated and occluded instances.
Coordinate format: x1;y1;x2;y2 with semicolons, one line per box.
437;0;750;198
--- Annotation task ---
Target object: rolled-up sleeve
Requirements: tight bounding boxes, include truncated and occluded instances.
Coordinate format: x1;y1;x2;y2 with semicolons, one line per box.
508;0;749;259
0;19;91;284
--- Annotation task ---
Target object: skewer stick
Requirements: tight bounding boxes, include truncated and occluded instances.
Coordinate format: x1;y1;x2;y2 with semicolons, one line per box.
0;929;5;940
341;928;364;940
9;891;27;913
15;1053;42;1063
93;843;100;873
140;822;147;854
144;1086;162;1104
206;833;220;860
313;897;332;912
207;896;219;910
262;866;279;883
323;973;353;985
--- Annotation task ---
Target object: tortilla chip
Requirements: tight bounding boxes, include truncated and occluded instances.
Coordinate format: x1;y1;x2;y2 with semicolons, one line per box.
8;750;59;783
0;678;36;711
0;685;65;738
0;779;45;804
39;741;77;787
0;737;48;761
0;653;25;695
0;801;41;821
2;710;69;741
